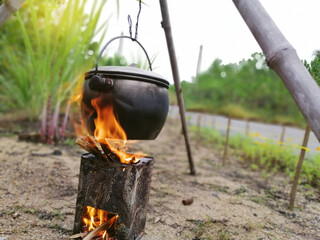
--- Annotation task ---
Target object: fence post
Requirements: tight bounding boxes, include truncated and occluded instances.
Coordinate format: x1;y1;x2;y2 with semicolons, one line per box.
289;125;311;210
222;117;231;166
280;125;286;146
245;120;250;136
212;116;216;129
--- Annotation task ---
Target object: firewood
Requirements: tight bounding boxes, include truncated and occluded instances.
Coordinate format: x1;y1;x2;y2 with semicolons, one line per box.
100;142;120;162
69;232;88;239
76;136;108;162
83;221;110;240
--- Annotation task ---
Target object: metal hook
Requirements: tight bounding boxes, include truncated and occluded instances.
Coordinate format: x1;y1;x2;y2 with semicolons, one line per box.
135;0;142;39
127;0;142;40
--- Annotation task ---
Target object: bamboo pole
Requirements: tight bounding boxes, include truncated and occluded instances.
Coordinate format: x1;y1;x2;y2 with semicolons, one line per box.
289;125;310;210
195;45;203;82
222;117;231;166
159;0;196;175
0;0;25;25
232;0;320;142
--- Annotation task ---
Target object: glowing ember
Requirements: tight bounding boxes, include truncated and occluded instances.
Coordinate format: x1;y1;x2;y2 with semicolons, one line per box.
82;206;117;240
91;96;145;164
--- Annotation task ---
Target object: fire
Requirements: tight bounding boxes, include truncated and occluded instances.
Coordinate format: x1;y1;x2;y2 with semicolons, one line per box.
82;206;117;239
91;96;145;164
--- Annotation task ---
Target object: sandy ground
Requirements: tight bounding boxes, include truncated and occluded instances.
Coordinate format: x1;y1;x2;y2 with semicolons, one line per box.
0;118;319;240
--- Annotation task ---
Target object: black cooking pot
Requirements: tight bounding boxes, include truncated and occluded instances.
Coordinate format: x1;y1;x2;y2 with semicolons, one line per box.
81;37;169;140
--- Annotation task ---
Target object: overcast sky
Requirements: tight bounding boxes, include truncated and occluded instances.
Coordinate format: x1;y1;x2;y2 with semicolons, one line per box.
96;0;320;83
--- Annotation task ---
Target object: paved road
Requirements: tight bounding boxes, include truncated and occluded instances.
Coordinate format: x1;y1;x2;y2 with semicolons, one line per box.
168;106;320;156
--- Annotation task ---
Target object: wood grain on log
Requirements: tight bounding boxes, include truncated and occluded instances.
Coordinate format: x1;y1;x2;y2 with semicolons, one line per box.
73;153;154;240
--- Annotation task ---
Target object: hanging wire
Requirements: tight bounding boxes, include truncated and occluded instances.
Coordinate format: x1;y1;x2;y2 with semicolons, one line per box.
127;15;133;38
135;0;142;39
95;0;153;72
127;0;142;40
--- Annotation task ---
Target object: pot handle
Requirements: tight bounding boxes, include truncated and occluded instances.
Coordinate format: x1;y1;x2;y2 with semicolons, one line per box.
95;36;153;72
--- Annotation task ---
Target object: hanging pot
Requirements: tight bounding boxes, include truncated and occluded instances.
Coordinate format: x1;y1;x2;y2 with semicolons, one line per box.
81;36;169;140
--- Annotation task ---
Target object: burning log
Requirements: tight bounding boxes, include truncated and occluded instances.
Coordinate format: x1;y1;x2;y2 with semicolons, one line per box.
70;232;89;239
83;219;115;240
100;142;121;162
76;136;106;162
73;153;154;240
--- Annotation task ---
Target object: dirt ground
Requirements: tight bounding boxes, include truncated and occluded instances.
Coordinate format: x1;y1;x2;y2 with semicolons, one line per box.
0;117;319;240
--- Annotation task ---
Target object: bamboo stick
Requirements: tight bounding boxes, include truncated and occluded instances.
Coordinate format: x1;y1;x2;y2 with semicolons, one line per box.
222;117;231;166
232;0;320;142
159;0;196;175
289;125;310;210
0;0;25;25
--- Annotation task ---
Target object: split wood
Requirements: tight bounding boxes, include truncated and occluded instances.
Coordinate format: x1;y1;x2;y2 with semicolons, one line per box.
83;221;110;240
76;136;120;163
70;217;116;240
69;232;88;239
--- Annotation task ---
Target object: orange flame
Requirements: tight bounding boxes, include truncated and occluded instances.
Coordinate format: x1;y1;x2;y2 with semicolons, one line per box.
82;206;117;239
91;96;145;164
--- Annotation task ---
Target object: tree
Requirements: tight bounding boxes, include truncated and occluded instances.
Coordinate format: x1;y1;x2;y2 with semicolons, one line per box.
304;51;320;86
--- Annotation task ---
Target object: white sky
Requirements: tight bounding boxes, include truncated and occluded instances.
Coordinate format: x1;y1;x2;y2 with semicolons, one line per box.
96;0;320;83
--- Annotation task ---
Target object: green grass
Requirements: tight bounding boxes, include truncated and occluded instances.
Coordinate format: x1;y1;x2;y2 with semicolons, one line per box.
194;126;320;187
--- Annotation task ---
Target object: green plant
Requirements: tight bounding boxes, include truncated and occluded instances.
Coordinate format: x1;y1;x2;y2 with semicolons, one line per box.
304;50;320;85
194;127;320;187
0;0;108;143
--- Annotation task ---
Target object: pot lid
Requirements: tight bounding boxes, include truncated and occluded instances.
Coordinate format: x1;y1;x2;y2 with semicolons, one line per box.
85;66;169;89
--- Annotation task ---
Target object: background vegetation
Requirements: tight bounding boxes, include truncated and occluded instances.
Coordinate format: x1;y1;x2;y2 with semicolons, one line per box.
169;53;307;127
